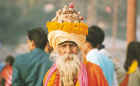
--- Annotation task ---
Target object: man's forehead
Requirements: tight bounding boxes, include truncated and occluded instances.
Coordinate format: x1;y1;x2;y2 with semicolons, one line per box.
58;41;78;46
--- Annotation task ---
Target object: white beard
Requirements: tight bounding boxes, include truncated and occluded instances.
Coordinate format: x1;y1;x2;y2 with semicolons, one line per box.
50;52;82;86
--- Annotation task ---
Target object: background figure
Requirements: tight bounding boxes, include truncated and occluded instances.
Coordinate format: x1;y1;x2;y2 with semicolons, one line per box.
12;27;52;86
0;62;5;86
0;62;5;72
83;25;116;86
0;55;15;86
90;25;125;84
120;41;140;86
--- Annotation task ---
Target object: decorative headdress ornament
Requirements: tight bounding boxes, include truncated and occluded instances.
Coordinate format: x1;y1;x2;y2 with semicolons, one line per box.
47;3;88;48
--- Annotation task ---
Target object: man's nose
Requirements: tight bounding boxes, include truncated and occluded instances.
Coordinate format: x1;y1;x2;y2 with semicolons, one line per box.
65;45;72;54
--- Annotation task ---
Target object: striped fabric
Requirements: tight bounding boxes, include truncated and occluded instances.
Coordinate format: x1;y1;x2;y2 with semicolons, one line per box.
44;63;88;86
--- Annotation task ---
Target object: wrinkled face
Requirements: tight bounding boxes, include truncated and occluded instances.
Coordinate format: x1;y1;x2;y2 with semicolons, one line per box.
51;41;81;86
57;41;79;56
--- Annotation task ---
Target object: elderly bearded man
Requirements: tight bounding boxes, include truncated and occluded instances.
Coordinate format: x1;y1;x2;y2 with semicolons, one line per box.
43;3;108;86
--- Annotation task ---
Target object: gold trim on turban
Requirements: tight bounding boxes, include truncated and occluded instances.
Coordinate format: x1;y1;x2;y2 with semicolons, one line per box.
48;30;86;48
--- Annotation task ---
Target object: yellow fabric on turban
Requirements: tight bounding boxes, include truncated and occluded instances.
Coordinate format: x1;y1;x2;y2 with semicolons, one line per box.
48;30;86;48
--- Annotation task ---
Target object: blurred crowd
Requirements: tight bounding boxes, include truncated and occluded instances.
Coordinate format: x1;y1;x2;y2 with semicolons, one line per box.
0;3;140;86
0;26;139;86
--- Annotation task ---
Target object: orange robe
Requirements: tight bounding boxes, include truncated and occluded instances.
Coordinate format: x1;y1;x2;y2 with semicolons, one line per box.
86;62;108;86
43;61;108;86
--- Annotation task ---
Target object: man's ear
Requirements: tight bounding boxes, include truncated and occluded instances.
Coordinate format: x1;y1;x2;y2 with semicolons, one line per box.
45;43;49;53
86;41;93;49
31;40;36;49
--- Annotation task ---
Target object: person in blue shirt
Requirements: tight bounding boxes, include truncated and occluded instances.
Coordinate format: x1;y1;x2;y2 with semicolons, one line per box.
83;25;116;86
12;27;52;86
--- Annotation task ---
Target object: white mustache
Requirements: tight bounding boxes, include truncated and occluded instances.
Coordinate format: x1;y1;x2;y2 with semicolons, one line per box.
49;50;83;63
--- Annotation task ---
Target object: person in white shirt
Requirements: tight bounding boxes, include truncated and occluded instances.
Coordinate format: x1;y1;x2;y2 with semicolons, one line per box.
83;25;118;86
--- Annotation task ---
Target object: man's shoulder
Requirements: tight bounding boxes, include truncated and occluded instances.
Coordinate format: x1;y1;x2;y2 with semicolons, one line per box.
86;61;102;70
32;48;49;58
85;62;105;78
37;51;50;60
15;52;33;65
86;49;100;60
85;61;109;86
15;53;30;62
40;53;52;65
31;50;52;65
17;53;30;57
41;52;50;58
16;49;48;60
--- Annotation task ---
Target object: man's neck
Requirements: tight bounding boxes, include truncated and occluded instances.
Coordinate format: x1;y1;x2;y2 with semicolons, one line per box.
29;47;36;51
88;47;98;52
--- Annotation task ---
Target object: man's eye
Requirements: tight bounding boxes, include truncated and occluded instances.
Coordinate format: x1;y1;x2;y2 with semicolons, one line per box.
70;45;74;47
70;44;76;47
62;45;66;47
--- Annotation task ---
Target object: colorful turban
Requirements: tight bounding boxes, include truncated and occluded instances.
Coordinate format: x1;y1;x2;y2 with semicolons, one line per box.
46;3;88;48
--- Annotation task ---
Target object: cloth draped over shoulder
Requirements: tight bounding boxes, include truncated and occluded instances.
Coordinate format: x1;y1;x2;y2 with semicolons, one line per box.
43;62;108;86
86;49;114;86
